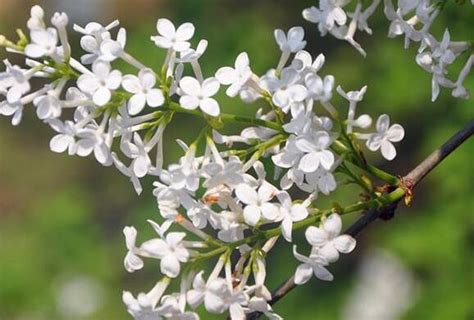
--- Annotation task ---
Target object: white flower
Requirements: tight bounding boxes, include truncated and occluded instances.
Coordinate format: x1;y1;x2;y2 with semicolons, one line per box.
123;226;144;273
151;18;195;52
303;0;348;36
248;297;283;320
74;20;120;64
0;61;31;104
305;168;337;195
277;191;308;242
179;39;208;63
274;26;307;53
305;213;356;263
0;99;23;126
292;50;325;75
203;156;244;189
99;28;127;62
305;73;335;102
33;91;63;120
432;30;455;66
122;68;164;115
75;127;112;165
215;52;252;97
140;227;189;278
123;291;164;320
77;60;122;106
295;131;335;173
120;133;152;178
48;119;77;154
112;153;143;195
235;183;280;226
366;114;404;160
293;246;333;284
270;68;307;110
179;76;221;116
25;27;58;58
188;275;248;318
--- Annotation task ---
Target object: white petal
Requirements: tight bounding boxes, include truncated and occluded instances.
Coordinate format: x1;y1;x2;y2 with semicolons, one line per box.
161;255;181;278
216;67;237;85
122;75;142;94
24;44;45;58
299;153;320;173
176;22;195;41
323;214;342;238
124;252;144;273
128;94;147;115
244;205;261;226
93;86;111;106
107;70;122;89
281;217;293;242
333;235;356;253
290;204;308;221
305;226;327;246
381;141;397;160
235;184;258;204
294;263;313;285
157;18;176;38
50;134;72;153
92;60;111;79
179;76;201;95
261;203;280;221
200;98;220;117
376;114;390;133
201;77;220;97
151;35;172;49
133;156;150;177
139;68;156;89
147;89;165;107
235;52;249;70
180;95;200;110
77;74;100;93
387;124;405;142
319;243;340;263
313;265;334;281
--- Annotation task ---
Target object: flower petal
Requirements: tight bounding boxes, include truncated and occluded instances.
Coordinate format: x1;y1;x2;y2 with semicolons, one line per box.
333;235;356;253
294;263;313;285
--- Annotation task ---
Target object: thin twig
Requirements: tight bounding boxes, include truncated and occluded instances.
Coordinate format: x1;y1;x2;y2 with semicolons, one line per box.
247;118;474;319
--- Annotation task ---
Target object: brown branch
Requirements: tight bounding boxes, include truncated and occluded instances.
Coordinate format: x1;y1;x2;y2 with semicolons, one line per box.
247;118;474;319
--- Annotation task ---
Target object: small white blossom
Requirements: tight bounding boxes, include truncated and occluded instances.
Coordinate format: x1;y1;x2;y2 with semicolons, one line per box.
25;28;58;58
365;114;404;160
122;68;164;115
216;52;252;97
305;213;356;263
140;227;190;278
274;26;307;53
77;60;122;106
235;183;280;226
303;0;348;36
179;76;221;116
293;246;334;284
123;226;144;273
277;191;309;242
151;18;195;52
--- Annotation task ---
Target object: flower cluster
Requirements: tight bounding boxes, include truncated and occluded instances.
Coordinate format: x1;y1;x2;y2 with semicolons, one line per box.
303;0;474;101
0;3;470;320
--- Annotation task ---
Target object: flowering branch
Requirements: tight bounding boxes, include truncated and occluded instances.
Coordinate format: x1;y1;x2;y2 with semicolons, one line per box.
0;3;471;319
247;118;474;319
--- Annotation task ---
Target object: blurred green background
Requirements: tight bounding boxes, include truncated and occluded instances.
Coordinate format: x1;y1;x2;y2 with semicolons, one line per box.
0;0;473;319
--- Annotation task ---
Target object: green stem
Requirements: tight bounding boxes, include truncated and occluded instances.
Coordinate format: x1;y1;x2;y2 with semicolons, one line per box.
166;102;283;132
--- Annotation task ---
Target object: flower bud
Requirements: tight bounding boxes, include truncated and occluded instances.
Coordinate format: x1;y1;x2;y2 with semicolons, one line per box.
52;12;69;28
